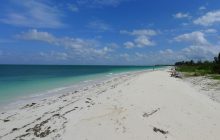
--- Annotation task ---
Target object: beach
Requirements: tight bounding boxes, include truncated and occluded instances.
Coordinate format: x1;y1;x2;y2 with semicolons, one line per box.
1;68;220;140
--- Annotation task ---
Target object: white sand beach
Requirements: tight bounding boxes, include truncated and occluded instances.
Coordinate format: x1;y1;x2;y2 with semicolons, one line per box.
1;68;220;140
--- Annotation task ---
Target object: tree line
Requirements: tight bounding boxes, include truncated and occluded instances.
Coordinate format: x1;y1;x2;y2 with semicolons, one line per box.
175;53;220;74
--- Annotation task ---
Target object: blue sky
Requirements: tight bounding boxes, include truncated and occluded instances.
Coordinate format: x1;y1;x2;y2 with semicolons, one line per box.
0;0;220;65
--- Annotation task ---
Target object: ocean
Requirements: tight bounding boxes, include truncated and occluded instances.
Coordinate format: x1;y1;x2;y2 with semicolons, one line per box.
0;65;162;105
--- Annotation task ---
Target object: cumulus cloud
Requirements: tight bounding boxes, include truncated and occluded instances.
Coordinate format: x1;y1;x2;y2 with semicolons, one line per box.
123;41;134;48
194;10;220;26
120;29;157;36
204;28;217;33
17;29;55;43
1;0;64;28
159;49;173;55
8;28;220;65
161;29;220;64
166;46;217;63
174;31;209;45
171;30;220;63
39;51;69;60
21;45;219;65
173;12;190;19
16;29;114;60
17;29;98;49
118;45;219;65
121;29;157;48
182;45;216;60
134;35;155;47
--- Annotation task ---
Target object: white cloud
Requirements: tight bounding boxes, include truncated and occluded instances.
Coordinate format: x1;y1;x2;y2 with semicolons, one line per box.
123;41;134;48
159;49;173;55
174;31;209;45
17;29;96;49
173;12;190;19
39;51;69;60
87;20;112;31
118;45;219;65
170;46;217;63
204;28;217;33
135;52;144;58
16;29;114;60
134;35;155;47
181;45;218;60
1;0;64;28
119;43;219;65
17;29;55;43
120;29;157;36
121;29;157;48
9;28;220;65
194;10;220;26
89;47;112;56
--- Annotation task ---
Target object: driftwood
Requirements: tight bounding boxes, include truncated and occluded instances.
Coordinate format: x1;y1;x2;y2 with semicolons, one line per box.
170;68;182;78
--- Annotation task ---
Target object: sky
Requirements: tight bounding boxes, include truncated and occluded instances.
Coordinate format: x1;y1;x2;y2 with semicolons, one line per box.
0;0;220;65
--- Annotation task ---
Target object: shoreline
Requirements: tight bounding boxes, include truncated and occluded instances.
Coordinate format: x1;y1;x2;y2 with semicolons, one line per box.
0;68;148;139
0;65;160;109
0;69;154;112
1;68;220;140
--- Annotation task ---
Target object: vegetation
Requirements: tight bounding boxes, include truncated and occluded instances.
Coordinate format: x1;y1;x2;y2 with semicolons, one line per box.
175;53;220;77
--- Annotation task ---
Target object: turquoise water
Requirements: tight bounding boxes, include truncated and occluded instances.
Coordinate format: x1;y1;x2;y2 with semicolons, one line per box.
0;65;162;104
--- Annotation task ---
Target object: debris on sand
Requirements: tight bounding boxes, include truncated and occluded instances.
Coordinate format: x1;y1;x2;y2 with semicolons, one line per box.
153;127;168;135
143;108;160;118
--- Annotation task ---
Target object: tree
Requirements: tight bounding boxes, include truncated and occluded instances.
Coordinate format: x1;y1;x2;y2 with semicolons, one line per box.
214;53;220;64
189;60;194;65
213;53;220;74
175;52;220;74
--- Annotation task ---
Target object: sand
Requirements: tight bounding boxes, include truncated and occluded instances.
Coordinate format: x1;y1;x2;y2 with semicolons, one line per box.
184;76;220;103
1;68;220;140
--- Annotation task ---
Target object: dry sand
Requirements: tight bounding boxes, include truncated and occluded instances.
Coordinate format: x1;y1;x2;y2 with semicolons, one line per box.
1;69;220;140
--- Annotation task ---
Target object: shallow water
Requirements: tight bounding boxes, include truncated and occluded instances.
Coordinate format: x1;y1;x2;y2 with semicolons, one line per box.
0;65;162;104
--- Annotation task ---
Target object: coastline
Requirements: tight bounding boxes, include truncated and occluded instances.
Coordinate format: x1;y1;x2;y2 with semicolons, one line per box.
0;65;160;109
0;68;154;111
1;68;220;140
0;69;149;139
